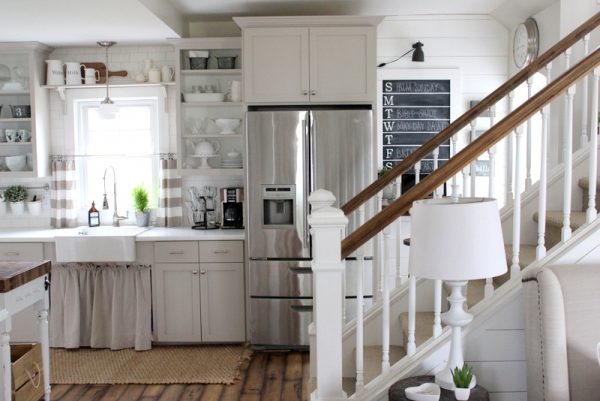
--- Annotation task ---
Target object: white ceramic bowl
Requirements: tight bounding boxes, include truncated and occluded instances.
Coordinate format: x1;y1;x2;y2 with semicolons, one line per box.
183;93;225;103
5;155;26;171
215;118;241;134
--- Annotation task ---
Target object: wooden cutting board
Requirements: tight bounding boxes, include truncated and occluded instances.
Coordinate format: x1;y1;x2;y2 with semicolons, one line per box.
80;62;127;84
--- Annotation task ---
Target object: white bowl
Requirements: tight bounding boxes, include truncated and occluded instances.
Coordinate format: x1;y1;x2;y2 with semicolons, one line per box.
405;383;440;401
215;118;241;134
5;155;26;171
184;93;225;103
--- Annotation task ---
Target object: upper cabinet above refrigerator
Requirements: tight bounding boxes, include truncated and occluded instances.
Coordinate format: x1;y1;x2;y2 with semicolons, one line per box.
234;16;382;104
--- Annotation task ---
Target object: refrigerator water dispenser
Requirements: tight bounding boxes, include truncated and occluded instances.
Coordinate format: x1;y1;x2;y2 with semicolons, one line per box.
263;185;295;227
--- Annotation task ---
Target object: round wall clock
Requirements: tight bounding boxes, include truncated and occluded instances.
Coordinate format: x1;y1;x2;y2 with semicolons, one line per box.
513;17;539;68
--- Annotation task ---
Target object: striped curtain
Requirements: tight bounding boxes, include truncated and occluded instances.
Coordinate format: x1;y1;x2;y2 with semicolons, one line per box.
51;159;78;228
156;158;182;227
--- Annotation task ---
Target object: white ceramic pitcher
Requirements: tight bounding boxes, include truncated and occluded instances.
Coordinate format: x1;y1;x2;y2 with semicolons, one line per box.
46;59;64;85
64;62;83;85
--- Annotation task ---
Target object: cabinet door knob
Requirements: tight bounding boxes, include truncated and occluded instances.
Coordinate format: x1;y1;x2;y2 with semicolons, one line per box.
303;90;308;96
200;270;207;275
311;90;316;96
192;270;199;275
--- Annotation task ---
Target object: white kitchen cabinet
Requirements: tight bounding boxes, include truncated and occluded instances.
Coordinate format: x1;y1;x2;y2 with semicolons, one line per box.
0;43;51;177
238;18;380;104
152;240;245;343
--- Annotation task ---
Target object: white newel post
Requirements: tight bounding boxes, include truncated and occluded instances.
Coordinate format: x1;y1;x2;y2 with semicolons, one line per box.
308;189;348;401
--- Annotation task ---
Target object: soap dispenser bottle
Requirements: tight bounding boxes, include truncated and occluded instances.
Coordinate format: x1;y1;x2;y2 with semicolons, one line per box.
88;201;100;227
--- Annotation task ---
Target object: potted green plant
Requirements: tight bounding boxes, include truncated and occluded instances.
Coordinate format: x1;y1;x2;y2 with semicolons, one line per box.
4;185;27;215
132;184;150;227
452;363;474;400
378;167;396;201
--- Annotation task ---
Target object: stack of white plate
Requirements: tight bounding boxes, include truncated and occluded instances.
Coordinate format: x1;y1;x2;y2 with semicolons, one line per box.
222;151;243;169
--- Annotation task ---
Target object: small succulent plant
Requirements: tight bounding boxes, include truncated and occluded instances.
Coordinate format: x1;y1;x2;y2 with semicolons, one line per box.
3;185;27;203
452;364;474;389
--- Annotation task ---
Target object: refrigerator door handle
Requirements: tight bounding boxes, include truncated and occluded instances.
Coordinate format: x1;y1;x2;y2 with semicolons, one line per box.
289;267;313;274
309;112;316;194
290;304;314;313
303;117;311;250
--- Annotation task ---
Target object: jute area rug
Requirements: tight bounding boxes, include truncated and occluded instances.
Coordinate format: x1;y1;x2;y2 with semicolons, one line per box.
50;345;252;385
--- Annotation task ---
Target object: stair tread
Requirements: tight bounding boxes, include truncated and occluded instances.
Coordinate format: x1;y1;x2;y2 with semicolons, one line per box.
578;176;600;190
533;210;587;229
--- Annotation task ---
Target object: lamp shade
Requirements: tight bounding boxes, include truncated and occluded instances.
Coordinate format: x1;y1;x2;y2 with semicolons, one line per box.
408;197;506;281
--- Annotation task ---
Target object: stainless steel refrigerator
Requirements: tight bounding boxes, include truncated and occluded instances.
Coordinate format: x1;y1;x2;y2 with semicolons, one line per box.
247;106;374;348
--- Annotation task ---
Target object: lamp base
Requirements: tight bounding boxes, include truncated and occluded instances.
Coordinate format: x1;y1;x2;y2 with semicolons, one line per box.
434;280;476;390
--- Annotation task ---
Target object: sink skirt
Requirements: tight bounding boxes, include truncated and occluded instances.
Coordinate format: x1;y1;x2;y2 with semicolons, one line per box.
49;263;152;351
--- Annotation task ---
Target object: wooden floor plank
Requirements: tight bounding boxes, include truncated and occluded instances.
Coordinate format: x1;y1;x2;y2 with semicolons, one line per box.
198;384;223;401
143;385;166;397
177;384;204;401
119;384;147;401
97;384;128;401
78;385;109;401
50;384;73;400
301;353;311;401
281;381;301;401
284;354;303;381
157;384;186;401
241;353;268;396
220;357;250;401
57;384;91;401
260;354;286;401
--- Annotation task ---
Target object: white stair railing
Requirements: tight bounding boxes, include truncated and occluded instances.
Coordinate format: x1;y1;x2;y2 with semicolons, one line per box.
354;205;366;394
526;77;534;188
581;34;591;148
537;103;550;260
562;82;576;241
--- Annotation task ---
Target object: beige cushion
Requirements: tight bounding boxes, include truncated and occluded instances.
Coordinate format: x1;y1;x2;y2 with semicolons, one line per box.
523;264;600;401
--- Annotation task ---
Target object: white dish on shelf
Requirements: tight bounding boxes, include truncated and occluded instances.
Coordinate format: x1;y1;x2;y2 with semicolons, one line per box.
215;118;241;134
189;154;219;158
5;154;26;171
2;82;24;91
184;93;225;102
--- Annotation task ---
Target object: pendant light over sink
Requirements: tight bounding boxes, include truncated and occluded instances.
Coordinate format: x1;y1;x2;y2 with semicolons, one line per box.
97;41;118;119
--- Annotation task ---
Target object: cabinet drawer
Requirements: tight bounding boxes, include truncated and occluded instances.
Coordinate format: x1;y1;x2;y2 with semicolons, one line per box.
154;242;199;263
0;243;44;261
200;241;244;263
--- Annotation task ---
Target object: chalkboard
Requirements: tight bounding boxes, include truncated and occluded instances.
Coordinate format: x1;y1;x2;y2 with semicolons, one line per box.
382;79;451;178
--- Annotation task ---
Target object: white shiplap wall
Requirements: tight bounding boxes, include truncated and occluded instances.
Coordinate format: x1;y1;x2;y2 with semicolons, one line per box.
376;14;510;205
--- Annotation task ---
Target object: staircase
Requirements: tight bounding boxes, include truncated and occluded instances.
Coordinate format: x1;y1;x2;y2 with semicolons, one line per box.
308;11;600;401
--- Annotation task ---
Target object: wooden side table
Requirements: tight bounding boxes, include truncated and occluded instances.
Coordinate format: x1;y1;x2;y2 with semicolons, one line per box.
389;375;489;401
0;261;51;401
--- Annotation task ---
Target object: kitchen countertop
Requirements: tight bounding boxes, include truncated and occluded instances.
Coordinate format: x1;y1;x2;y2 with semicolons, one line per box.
0;227;245;242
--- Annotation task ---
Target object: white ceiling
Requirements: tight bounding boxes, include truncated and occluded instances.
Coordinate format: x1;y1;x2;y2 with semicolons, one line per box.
0;0;557;47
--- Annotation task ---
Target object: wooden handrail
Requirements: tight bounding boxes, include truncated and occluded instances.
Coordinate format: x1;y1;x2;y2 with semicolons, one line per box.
341;47;600;259
341;11;600;216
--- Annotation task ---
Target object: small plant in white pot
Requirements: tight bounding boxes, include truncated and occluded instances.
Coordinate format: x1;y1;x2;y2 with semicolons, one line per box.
452;364;474;400
4;185;27;215
378;167;396;201
132;184;150;227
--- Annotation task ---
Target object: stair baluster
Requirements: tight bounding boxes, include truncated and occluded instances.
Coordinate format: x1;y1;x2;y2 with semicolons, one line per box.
395;176;406;286
407;274;416;355
562;79;576;241
537;103;551;260
470;120;478;196
433;279;442;338
526;77;534;188
382;226;392;373
462;166;469;197
415;161;422;184
355;205;366;393
451;135;460;199
581;34;591;148
433;147;440;198
586;66;600;223
375;191;384;300
485;105;497;297
506;92;516;205
511;125;524;278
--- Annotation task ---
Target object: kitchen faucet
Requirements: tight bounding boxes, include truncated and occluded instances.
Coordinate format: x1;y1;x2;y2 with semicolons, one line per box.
102;166;128;227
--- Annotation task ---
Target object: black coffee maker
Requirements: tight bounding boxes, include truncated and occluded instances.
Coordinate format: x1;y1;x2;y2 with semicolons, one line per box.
221;187;244;229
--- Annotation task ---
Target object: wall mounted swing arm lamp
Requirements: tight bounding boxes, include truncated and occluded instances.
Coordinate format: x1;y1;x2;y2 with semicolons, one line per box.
377;41;424;68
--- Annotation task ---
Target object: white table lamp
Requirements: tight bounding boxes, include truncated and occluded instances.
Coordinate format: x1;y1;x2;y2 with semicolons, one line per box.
408;197;507;390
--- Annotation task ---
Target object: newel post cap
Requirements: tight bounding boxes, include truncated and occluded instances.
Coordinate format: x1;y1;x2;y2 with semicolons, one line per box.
308;189;348;227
